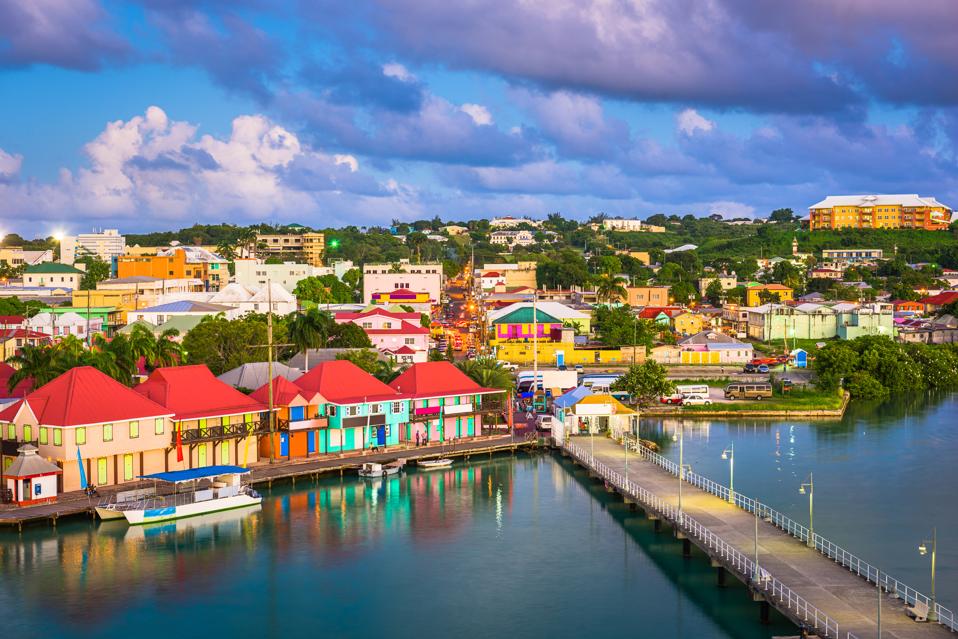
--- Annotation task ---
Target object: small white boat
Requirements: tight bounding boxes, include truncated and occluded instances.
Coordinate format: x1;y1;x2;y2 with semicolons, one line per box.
358;460;404;478
96;466;261;525
417;458;453;471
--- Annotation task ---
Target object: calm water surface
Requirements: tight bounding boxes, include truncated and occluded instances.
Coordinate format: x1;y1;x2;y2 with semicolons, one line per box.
1;455;794;639
642;391;958;610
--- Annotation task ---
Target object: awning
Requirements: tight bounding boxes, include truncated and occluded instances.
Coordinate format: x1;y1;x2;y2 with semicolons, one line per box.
138;465;250;483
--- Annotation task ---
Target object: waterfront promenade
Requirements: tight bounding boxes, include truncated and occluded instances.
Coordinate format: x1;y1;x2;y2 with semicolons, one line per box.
0;432;535;530
565;435;953;639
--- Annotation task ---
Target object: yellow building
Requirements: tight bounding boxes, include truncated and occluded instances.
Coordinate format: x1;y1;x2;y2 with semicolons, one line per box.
302;232;325;267
809;194;951;231
746;284;794;306
625;286;670;307
614;250;652;265
494;340;643;366
673;312;707;336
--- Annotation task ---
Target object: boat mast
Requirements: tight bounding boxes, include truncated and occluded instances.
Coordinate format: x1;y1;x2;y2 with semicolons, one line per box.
267;279;276;464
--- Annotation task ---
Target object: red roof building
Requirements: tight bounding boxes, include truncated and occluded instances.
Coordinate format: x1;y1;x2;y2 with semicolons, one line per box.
0;362;33;400
334;309;421;324
389;362;499;399
251;376;315;407
135;365;266;421
0;315;25;329
295;360;400;405
920;291;958;311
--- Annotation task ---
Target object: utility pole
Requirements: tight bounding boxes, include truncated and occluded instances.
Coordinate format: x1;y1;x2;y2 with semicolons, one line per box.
532;290;538;411
266;279;276;464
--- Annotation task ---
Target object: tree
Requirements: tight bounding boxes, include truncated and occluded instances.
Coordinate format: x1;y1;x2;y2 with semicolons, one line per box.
670;281;698;305
813;342;859;391
456;358;513;390
215;240;238;262
595;274;628;304
78;256;111;290
335;349;381;374
328;322;373;348
757;289;781;304
704;279;724;306
6;344;57;390
769;208;795;223
182;314;277;375
593;306;654;349
293;275;354;304
611;361;674;406
288;308;333;371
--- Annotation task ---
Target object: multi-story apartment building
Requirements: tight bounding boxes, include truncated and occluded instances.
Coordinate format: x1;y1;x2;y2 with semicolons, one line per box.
490;230;535;248
0;248;52;270
698;275;737;297
602;218;645;232
60;229;126;265
821;249;884;262
22;263;83;289
255;232;325;266
809;195;951;231
234;260;320;292
362;259;443;306
489;216;541;229
117;245;229;291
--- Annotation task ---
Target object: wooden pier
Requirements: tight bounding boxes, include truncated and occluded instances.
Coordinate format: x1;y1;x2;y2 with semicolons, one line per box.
0;434;537;531
564;435;954;639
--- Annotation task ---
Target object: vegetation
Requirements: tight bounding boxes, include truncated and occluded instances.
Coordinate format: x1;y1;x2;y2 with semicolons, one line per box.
293;275;358;304
456;358;513;391
592;305;655;349
287;308;334;371
813;336;958;399
182;313;288;376
611;361;674;406
679;387;844;412
0;296;46;317
335;349;402;383
78;255;111;290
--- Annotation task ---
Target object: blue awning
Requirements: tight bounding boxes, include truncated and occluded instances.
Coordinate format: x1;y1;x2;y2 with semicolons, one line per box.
553;385;593;409
138;465;251;483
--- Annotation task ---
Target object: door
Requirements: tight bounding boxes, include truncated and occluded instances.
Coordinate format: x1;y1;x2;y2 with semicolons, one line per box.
307;431;316;454
318;429;328;454
555;351;564;367
280;432;289;457
376;426;386;447
123;454;134;481
198;443;208;467
467;417;475;437
456;417;462;438
96;458;108;485
344;428;355;450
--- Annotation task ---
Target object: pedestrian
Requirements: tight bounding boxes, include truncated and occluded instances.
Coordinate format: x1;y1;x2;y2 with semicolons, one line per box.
415;431;420;447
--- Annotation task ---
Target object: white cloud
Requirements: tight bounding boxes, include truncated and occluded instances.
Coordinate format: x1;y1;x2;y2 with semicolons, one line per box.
333;154;359;172
0;149;23;180
707;200;755;218
460;103;493;126
676;108;715;136
382;62;414;81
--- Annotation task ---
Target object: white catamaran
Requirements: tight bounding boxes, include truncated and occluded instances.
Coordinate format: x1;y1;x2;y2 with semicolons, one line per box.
95;465;262;525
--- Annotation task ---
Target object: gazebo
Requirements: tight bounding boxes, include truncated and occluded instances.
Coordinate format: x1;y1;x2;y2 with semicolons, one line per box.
573;394;637;438
2;444;61;505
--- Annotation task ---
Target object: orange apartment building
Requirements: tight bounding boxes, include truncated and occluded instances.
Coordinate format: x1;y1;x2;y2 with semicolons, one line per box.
117;246;229;291
809;194;952;231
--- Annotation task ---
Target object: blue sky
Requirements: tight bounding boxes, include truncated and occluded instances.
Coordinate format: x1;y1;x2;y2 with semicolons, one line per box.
1;0;957;235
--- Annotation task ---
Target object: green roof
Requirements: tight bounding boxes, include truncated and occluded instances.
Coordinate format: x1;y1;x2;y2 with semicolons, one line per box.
24;262;83;274
491;307;562;325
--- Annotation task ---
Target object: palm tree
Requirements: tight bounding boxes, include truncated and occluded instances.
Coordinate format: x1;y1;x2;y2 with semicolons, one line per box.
373;359;403;384
128;323;158;366
236;228;257;258
456;358;513;391
153;329;184;368
216;240;238;261
595;274;628;305
287;308;333;372
6;344;57;391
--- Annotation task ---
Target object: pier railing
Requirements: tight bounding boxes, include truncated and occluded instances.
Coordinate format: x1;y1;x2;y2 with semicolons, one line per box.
622;435;957;633
564;439;848;639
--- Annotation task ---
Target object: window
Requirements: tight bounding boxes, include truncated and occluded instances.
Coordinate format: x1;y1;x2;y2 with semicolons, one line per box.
102;424;112;442
23;425;32;442
346;406;360;417
39;428;48;445
6;424;13;440
155;418;164;435
53;429;62;446
328;406;337;416
129;420;139;439
391;402;403;414
77;427;87;445
371;404;381;414
404;337;415;345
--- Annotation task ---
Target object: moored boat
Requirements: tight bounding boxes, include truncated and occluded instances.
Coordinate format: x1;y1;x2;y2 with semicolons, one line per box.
95;466;261;525
358;460;404;478
417;458;453;470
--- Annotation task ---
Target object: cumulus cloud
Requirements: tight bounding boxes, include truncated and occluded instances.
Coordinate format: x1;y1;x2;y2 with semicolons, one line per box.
676;109;715;136
0;106;400;228
460;103;493;126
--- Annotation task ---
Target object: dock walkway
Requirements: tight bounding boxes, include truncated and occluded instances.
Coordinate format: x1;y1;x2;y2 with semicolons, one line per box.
564;435;954;639
0;433;535;530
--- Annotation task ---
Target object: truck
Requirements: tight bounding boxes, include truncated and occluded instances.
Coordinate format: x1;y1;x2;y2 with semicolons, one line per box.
516;369;578;394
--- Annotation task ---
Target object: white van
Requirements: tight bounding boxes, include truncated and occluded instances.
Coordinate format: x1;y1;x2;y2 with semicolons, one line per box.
676;384;709;398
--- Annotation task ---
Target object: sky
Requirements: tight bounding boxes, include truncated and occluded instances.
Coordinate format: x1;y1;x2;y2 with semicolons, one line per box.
1;0;957;235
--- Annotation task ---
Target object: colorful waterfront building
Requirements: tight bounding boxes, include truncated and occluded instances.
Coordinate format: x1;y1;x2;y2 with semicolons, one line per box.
388;362;504;444
490;306;563;341
0;366;174;492
135;365;266;469
294;360;406;453
251;376;326;459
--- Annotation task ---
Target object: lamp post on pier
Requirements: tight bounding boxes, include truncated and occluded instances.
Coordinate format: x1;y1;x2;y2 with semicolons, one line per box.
799;473;815;548
720;443;734;504
918;528;939;623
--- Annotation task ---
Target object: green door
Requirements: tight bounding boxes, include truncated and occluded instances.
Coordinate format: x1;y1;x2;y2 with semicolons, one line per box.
456;417;462;438
467;417;475;437
344;428;355;451
97;458;108;485
123;454;134;481
198;443;208;467
319;430;328;454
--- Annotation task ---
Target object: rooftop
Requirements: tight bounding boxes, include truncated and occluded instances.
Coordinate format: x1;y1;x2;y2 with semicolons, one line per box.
388;361;499;399
135;365;265;420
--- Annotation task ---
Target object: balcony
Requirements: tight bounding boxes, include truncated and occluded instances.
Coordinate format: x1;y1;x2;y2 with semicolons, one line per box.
409;405;442;422
281;417;329;431
175;418;270;446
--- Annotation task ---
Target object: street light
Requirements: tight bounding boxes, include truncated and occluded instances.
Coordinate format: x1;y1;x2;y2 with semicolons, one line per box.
799;473;815;548
720;443;734;504
918;528;939;623
672;425;690;514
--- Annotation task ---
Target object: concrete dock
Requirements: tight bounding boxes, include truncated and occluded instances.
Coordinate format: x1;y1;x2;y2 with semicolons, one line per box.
564;435;954;639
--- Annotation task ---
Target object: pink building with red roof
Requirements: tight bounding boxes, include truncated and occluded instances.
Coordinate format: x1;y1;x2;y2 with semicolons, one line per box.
135;365;266;470
0;366;175;492
335;308;430;363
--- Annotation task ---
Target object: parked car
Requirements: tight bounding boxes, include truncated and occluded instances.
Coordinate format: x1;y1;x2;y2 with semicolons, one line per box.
681;396;712;406
537;415;556;430
659;393;684;405
496;360;518;372
574;364;584;373
744;363;769;373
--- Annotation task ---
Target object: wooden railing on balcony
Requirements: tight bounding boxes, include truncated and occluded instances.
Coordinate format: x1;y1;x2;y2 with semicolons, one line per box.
174;418;271;446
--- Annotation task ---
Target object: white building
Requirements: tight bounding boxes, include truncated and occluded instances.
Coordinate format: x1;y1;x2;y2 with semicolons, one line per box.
22;263;83;289
602;218;645;232
27;311;103;338
130;300;241;325
362;260;443;306
234;260;323;292
154;282;298;316
490;230;535;249
489;217;542;229
60;229;126;264
97;276;202;308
